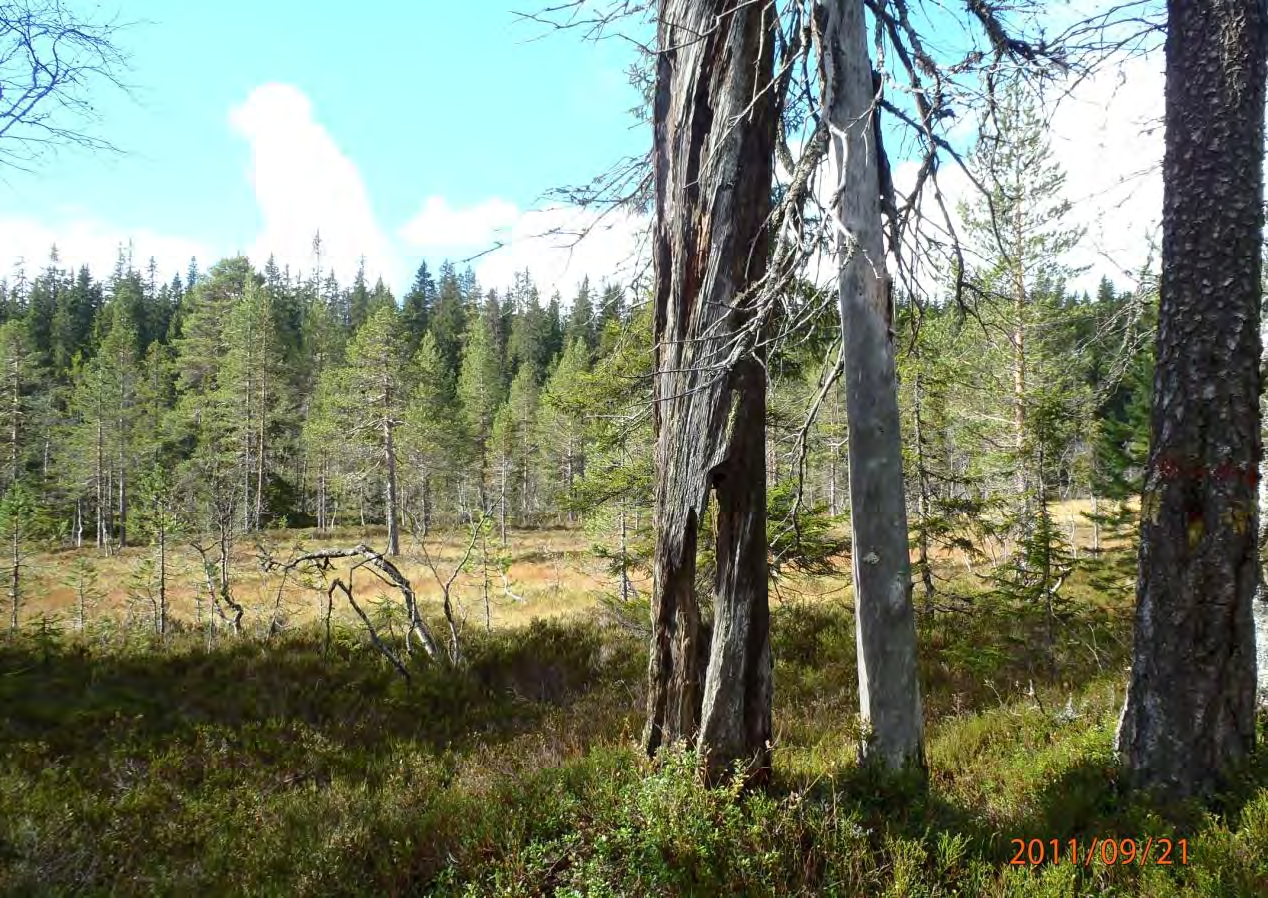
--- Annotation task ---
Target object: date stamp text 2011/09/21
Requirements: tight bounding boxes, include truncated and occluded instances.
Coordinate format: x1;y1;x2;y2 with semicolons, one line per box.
1009;838;1189;867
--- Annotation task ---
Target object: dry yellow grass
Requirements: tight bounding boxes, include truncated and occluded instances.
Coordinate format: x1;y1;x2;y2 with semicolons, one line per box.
21;526;614;633
19;497;1140;633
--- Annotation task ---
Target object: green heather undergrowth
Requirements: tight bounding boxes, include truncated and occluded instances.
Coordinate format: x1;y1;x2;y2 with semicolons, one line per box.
1;586;1266;896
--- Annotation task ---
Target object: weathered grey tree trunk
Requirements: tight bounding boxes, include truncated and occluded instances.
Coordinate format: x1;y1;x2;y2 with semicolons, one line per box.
383;418;400;556
256;373;268;531
157;517;167;637
817;0;925;771
8;522;18;632
1116;0;1266;800
912;369;936;611
117;431;127;548
95;420;105;549
644;0;776;783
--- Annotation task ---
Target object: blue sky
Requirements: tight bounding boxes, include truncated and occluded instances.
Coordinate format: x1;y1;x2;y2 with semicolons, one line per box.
1;1;1164;297
0;1;648;293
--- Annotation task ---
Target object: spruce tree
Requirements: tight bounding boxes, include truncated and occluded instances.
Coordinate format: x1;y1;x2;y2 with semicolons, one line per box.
430;261;467;375
402;261;436;352
348;257;371;330
565;277;596;351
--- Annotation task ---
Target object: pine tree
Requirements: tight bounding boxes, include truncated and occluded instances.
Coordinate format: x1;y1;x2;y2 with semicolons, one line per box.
457;302;506;514
492;364;541;537
171;258;256;607
0;479;48;631
94;300;141;547
368;277;394;320
220;280;288;531
0;320;44;489
540;337;590;522
131;464;182;636
333;305;413;555
960;87;1085;510
402;331;459;534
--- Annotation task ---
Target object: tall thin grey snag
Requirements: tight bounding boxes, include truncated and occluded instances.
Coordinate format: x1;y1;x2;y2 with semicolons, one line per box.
644;0;776;783
1117;0;1267;799
816;0;924;771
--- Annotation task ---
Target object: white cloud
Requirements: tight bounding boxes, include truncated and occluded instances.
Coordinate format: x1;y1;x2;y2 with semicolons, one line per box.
0;214;210;282
229;83;398;286
399;197;648;299
399;197;521;248
1049;55;1165;291
878;53;1165;298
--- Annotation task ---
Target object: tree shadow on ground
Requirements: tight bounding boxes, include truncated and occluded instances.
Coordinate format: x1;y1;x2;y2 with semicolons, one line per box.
0;620;642;790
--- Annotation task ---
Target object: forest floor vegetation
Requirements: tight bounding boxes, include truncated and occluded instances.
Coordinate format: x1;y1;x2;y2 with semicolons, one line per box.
2;538;1266;896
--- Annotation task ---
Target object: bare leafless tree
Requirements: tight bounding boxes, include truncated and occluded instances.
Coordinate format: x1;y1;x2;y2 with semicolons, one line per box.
0;0;130;167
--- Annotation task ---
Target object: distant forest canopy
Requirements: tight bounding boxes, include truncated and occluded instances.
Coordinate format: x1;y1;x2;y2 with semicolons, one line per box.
0;96;1154;607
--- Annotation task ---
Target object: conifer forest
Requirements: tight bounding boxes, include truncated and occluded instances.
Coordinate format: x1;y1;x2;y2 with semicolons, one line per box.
2;1;1268;895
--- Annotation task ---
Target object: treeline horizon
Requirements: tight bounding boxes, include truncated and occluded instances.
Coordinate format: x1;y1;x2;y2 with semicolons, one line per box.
0;100;1157;643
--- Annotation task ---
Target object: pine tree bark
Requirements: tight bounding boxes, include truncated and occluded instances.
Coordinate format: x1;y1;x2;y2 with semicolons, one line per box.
1116;0;1267;800
817;0;925;771
644;0;776;783
1259;313;1268;702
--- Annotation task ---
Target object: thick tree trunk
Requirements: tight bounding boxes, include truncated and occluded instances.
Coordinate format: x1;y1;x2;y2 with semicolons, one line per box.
1117;0;1266;800
818;0;925;771
1259;317;1268;703
644;0;776;783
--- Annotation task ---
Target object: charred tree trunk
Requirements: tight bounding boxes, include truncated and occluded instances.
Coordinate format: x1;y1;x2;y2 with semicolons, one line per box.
817;0;925;771
644;0;777;783
1117;0;1266;800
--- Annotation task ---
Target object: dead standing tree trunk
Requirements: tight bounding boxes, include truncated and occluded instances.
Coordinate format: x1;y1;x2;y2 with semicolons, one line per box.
643;0;777;783
1116;0;1267;800
816;0;925;771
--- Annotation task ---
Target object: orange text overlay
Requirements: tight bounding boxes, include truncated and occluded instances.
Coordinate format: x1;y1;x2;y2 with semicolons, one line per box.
1009;837;1189;867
